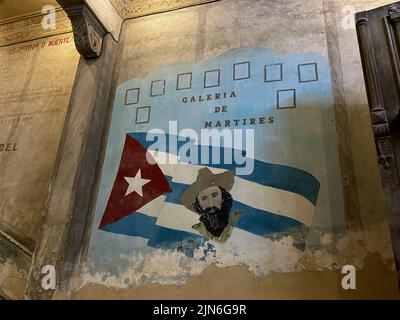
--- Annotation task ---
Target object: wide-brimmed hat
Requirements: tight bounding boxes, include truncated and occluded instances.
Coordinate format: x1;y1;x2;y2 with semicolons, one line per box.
181;168;235;212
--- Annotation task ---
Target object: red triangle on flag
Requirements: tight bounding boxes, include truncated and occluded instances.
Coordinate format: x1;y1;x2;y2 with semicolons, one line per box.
99;134;172;229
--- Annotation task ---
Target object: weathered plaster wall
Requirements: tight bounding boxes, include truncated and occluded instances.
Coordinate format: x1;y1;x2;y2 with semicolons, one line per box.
0;34;79;250
0;232;31;299
10;0;398;300
0;23;80;298
69;254;398;300
334;0;397;231
51;0;399;299
83;0;343;288
331;0;400;289
24;33;120;300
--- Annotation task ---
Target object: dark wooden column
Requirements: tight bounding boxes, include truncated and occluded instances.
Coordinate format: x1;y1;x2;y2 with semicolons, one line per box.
356;3;400;282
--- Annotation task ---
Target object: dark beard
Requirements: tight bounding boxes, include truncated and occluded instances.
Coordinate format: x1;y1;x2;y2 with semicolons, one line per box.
195;190;233;237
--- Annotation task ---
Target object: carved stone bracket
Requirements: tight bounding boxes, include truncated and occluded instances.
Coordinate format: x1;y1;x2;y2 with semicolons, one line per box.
58;2;107;58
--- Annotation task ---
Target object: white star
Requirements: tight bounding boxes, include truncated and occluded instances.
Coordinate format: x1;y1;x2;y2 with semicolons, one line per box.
124;169;151;197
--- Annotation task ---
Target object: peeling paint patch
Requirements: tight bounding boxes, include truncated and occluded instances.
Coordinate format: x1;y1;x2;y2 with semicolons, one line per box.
66;252;400;300
0;259;28;299
70;222;397;291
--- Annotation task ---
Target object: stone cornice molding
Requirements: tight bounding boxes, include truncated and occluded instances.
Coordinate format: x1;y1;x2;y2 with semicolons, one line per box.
0;8;72;48
0;0;219;56
110;0;218;19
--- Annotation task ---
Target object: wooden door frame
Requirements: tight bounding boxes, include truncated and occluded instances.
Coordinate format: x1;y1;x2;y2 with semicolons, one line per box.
356;2;400;283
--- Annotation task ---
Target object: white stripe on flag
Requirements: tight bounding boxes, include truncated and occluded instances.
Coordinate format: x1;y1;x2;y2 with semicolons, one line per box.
136;195;166;218
152;202;276;246
155;202;199;234
148;151;315;226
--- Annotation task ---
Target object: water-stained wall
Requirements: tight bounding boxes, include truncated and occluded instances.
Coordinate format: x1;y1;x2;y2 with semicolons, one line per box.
46;0;399;299
0;34;79;250
0;11;80;299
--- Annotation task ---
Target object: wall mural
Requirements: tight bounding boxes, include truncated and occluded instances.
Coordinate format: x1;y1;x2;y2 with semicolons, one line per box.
86;47;344;287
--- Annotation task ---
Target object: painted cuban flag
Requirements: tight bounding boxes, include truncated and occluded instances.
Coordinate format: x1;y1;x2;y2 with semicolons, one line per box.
99;131;320;252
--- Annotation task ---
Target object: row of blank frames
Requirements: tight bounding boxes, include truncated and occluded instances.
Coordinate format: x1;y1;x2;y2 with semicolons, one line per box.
133;88;297;125
125;62;318;105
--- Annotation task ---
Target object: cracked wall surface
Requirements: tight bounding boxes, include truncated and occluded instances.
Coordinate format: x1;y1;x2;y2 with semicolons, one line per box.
0;11;80;299
53;0;399;299
1;0;400;300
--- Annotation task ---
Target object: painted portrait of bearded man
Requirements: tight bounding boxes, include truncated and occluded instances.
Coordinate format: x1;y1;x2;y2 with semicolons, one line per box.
181;168;241;242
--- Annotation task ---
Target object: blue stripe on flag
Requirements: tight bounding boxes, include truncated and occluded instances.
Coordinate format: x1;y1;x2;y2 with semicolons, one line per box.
129;132;320;204
102;211;205;255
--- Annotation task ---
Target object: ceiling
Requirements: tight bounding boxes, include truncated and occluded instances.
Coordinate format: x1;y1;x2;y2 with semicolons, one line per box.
0;0;216;22
110;0;215;19
0;0;215;47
